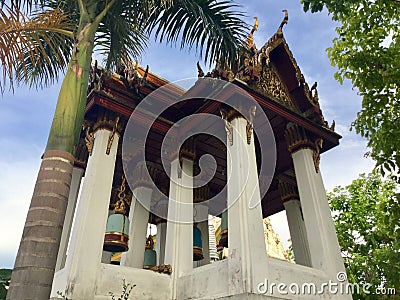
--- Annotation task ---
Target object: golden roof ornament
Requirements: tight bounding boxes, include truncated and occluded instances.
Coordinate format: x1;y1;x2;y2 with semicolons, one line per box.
197;61;205;78
277;10;288;36
245;17;259;50
114;175;127;215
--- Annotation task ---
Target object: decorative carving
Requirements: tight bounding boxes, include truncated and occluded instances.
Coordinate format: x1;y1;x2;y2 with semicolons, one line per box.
197;61;205;78
147;264;172;275
245;17;259;54
74;158;86;170
180;138;196;161
117;59;149;93
278;180;299;203
313;138;323;173
88;60;102;91
84;125;95;156
330;120;335;131
310;81;320;106
194;185;210;203
285;124;313;154
106;116;120;155
246;106;256;145
258;45;272;67
130;163;160;190
256;66;295;108
145;235;155;250
114;176;128;215
277;10;289;36
220;109;233;146
285;124;324;173
284;123;314;154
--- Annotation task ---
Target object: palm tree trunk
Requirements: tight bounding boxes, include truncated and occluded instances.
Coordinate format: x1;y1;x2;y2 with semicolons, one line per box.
7;13;98;299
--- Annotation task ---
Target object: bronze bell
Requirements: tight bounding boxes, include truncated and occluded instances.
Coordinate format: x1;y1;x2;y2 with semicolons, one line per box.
104;176;130;252
143;235;157;269
193;224;204;261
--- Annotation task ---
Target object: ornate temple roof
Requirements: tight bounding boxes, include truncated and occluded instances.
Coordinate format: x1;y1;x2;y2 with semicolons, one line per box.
196;11;335;133
82;11;341;218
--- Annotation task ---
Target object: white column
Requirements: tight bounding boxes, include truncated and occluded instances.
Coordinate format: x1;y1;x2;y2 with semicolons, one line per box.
120;187;151;268
226;115;266;293
154;199;169;265
63;128;119;299
164;157;193;298
156;221;167;265
283;199;312;266
55;167;84;271
195;205;210;266
208;215;218;262
292;148;348;278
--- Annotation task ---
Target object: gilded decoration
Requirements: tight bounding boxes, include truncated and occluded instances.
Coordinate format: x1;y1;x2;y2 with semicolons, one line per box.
116;59;149;93
131;163;160;190
194;185;210;203
198;10;336;133
313;138;323;173
147;264;172;275
246;106;256;145
284;123;322;173
255;65;295;108
106;116;120;155
197;61;205;78
84;124;95;156
278;10;289;36
114;176;128;215
220;109;233;146
180;138;196;161
245;17;259;54
278;180;299;203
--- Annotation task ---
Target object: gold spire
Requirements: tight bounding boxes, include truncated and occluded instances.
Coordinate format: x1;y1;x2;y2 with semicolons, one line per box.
245;17;259;49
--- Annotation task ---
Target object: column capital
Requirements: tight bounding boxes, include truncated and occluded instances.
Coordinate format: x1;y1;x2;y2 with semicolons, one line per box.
130;162;160;191
284;123;314;153
180;137;196;161
278;180;299;203
194;185;210;203
93;116;122;134
284;123;323;173
83;116;122;156
220;106;256;146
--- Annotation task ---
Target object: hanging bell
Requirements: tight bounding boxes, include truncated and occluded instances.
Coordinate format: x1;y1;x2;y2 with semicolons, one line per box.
218;210;228;248
104;177;130;252
143;235;157;269
193;224;204;261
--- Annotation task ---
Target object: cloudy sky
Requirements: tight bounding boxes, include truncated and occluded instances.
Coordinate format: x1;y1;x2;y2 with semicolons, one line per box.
0;0;375;268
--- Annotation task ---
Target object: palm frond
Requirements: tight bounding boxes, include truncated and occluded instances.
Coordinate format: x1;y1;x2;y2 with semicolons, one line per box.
0;5;74;91
6;0;48;13
148;0;249;66
95;1;149;70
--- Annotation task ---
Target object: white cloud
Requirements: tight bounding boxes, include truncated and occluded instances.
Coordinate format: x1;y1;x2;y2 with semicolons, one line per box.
0;156;40;268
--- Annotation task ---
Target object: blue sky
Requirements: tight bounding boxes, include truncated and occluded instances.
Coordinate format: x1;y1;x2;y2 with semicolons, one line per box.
0;0;375;268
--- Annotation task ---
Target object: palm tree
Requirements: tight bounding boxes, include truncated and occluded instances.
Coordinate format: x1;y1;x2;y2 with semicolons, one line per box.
3;0;248;298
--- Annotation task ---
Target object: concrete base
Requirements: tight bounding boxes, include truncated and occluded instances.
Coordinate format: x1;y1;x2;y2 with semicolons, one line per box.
52;255;349;300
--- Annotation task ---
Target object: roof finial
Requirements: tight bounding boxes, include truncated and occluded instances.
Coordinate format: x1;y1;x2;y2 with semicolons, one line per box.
197;61;204;77
277;10;288;36
245;17;259;49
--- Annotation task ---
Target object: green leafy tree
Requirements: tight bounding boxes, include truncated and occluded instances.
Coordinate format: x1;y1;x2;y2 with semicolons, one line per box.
328;173;400;299
301;0;400;180
0;269;11;299
3;1;248;299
